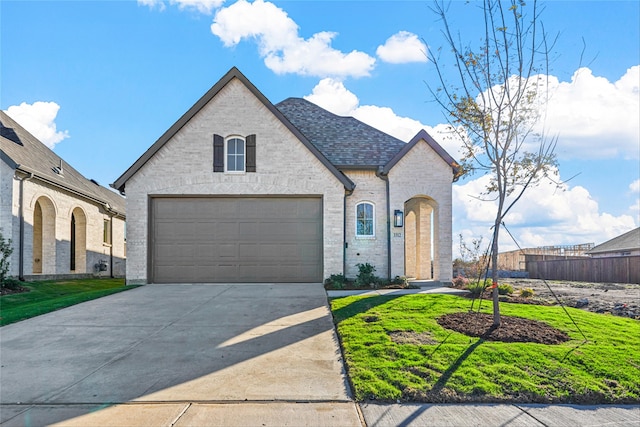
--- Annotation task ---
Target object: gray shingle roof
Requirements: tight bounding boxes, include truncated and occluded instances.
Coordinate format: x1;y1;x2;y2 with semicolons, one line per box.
1;110;125;216
586;227;640;255
276;98;407;167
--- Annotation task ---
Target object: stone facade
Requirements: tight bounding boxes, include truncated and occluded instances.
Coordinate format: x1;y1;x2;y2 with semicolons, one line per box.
343;170;388;279
3;174;126;279
388;140;454;282
123;79;345;284
116;69;456;285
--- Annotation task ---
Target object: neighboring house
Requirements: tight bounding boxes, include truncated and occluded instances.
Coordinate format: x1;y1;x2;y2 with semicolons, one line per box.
586;227;640;258
112;67;459;285
1;111;126;280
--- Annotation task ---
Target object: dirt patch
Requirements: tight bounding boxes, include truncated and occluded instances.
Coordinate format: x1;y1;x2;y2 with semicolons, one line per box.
499;279;640;319
454;278;640;319
389;330;438;345
438;312;570;344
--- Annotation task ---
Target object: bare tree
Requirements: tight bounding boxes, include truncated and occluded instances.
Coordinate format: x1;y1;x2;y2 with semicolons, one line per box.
428;0;558;326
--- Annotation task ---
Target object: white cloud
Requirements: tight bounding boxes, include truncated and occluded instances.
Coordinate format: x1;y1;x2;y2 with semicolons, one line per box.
210;0;375;78
453;170;638;252
630;179;640;193
304;78;465;158
540;66;640;160
4;102;70;149
138;0;223;14
376;31;427;64
138;0;165;11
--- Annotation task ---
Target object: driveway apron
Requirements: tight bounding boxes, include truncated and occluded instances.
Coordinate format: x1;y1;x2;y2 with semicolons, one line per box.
0;284;362;426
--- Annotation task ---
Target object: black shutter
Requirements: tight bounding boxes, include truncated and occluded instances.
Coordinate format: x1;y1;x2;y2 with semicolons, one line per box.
213;134;224;172
246;134;256;172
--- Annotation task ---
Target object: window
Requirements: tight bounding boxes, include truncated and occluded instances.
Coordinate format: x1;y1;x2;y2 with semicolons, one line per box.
214;134;256;173
226;137;245;172
103;219;112;245
356;202;375;237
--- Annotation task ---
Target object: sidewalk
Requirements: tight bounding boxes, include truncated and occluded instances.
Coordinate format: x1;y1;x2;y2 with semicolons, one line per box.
359;403;640;427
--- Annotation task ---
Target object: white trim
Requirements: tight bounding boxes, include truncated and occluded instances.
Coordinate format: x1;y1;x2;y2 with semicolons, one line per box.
224;136;246;173
355;201;375;238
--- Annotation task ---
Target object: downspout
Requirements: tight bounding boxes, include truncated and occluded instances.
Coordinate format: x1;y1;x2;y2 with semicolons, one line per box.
18;171;34;281
343;188;354;277
376;167;391;280
104;204;115;278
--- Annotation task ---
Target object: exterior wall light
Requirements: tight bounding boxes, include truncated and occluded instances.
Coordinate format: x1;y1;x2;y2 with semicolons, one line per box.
393;209;404;227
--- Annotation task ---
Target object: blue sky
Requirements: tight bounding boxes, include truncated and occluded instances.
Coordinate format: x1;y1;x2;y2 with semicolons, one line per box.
2;0;639;254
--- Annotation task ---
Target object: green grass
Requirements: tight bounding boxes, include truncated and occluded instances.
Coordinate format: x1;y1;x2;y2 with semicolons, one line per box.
0;278;136;326
331;294;640;404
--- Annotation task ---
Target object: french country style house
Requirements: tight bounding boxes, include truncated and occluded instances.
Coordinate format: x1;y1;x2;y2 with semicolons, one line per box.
1;111;126;280
113;67;459;285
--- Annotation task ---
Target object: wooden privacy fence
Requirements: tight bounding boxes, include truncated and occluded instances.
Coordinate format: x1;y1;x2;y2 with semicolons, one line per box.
526;255;640;284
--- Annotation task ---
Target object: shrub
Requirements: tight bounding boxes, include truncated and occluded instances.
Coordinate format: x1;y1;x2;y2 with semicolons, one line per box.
355;263;378;288
391;276;408;287
519;288;535;298
0;229;14;288
452;275;469;288
465;281;486;297
498;283;514;295
324;274;347;289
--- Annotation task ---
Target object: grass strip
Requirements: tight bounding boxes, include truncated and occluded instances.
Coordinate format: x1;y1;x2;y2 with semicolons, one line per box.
1;278;137;326
331;293;640;404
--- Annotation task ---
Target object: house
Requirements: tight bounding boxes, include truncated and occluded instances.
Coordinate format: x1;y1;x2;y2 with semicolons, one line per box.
1;110;126;280
112;67;459;285
586;227;640;258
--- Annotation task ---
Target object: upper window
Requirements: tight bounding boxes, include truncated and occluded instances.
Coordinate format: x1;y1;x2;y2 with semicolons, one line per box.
214;134;256;173
226;137;245;172
356;202;375;237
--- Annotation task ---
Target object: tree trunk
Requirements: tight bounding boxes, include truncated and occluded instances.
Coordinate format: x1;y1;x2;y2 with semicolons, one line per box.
491;219;501;326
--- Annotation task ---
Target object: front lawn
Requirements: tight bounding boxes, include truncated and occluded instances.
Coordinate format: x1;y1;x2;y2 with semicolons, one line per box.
331;294;640;404
0;278;136;326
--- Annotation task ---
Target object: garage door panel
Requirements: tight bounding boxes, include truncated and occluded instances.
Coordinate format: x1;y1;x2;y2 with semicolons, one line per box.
151;197;322;283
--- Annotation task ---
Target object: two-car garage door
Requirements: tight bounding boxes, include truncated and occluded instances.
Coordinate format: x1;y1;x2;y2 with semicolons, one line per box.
150;197;323;283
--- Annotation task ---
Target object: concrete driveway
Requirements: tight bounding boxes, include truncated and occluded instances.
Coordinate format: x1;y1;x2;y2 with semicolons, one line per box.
0;284;362;426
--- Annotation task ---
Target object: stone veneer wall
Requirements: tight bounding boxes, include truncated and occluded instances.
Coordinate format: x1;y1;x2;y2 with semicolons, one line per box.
388;141;454;283
4;172;126;278
343;170;389;279
124;78;345;284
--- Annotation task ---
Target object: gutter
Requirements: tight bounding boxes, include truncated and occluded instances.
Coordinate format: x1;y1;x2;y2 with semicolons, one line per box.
375;167;392;280
17;166;125;218
17;170;34;281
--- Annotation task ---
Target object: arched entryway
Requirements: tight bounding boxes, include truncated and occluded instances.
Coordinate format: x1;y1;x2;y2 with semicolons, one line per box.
404;196;439;280
33;196;56;274
70;207;87;273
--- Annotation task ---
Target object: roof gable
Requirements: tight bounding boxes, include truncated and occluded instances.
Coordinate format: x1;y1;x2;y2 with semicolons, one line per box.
1;110;125;215
382;129;461;178
586;227;640;254
112;67;354;192
276;97;407;168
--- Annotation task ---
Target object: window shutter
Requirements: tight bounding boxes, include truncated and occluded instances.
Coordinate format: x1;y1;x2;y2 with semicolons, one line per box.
246;134;256;172
213;134;224;172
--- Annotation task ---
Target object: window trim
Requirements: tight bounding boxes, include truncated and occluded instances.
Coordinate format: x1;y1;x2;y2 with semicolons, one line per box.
225;136;246;173
355;201;375;238
103;218;112;246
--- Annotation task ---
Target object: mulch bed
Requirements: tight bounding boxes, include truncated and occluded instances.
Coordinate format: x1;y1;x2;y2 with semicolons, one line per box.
437;312;570;344
0;285;30;296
